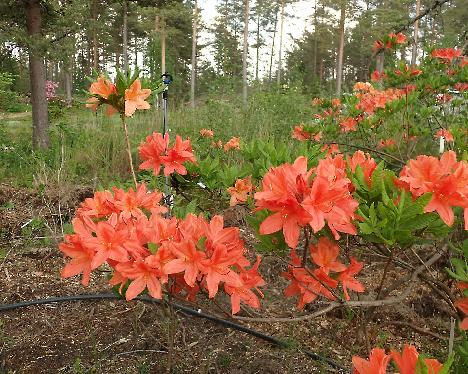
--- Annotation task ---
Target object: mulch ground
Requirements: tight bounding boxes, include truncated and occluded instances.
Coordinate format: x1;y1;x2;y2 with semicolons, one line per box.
0;184;457;373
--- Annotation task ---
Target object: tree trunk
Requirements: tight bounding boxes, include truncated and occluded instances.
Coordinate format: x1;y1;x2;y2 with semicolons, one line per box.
123;0;128;71
92;0;98;71
276;0;285;86
376;52;384;73
190;0;198;108
411;0;421;66
268;8;278;84
313;0;318;75
255;12;260;81
335;1;346;96
26;0;49;150
242;0;249;106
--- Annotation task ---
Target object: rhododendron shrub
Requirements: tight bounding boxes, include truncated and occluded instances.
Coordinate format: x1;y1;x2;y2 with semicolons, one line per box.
60;183;265;314
294;43;467;162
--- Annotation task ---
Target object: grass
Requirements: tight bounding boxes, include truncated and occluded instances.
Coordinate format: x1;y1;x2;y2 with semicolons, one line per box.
0;89;312;188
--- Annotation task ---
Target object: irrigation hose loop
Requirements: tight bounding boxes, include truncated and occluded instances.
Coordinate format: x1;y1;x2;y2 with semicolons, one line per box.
0;293;348;372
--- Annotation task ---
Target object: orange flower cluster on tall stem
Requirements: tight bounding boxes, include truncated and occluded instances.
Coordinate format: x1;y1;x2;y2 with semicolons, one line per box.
60;186;265;314
139;132;196;176
455;282;468;330
434;128;454;142
397;151;468;229
352;345;443;374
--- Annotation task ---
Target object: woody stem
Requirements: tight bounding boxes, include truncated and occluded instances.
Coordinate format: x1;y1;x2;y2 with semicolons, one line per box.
121;115;137;188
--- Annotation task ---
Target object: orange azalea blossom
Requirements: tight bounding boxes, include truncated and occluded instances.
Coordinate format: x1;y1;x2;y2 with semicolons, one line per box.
139;132;196;176
373;40;384;51
352;348;390;374
89;75;116;99
355;87;403;115
313;131;323;142
311;97;323;106
139;132;169;175
310;237;346;273
392;32;407;44
200;128;214;137
339;117;358;132
321;143;341;155
124;79;151;117
353;82;373;92
255;156;359;247
211;140;223;148
61;196;265;314
398;151;468;229
331;98;341;107
454;82;468;92
227;176;253;206
371;70;387;82
391;345;443;374
431;48;463;62
455;282;468;329
161;135;196;176
346;151;377;187
224;137;240;151
434;128;454;142
378;138;396;148
292;125;312;141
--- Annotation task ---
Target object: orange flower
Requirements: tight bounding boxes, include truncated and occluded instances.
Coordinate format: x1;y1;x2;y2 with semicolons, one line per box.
339;117;358;132
125;79;151;117
224;137;240;151
371;70;386;82
89;75;116;99
378;138;396;148
434;129;454;142
331;98;341;107
391;345;443;374
200;128;214;137
431;48;463;62
347;151;377;186
398;151;468;228
310;237;346;273
321;144;341;155
352;348;390;374
292;125;311;141
311;97;323;106
227;176;253;206
353;82;372;92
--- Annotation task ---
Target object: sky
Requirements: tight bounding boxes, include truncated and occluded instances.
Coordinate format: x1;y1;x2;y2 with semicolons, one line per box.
198;0;317;78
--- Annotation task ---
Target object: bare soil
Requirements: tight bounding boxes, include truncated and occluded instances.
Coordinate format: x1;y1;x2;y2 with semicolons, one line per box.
0;185;456;373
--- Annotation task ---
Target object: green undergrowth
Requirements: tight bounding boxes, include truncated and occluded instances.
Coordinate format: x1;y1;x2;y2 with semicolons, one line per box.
0;89;312;188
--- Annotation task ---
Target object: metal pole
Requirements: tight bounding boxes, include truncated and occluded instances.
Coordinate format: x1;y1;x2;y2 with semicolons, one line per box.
161;73;172;214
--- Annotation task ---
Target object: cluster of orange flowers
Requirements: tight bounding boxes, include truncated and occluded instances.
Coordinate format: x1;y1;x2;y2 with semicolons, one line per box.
397;151;468;229
86;76;150;117
61;184;265;315
353;345;443;374
372;32;406;51
223;137;240;151
283;237;364;308
292;125;322;142
138;132;196;176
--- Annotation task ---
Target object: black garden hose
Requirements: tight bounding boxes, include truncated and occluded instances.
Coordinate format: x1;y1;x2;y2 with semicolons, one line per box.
0;293;348;372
